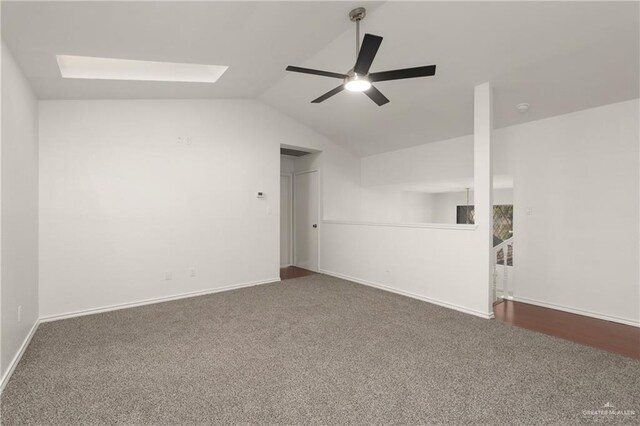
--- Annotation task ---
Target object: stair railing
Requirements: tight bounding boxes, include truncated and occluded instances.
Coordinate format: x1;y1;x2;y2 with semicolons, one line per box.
493;237;514;300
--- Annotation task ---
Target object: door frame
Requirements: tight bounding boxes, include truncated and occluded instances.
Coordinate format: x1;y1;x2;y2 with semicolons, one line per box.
292;169;321;272
280;173;294;267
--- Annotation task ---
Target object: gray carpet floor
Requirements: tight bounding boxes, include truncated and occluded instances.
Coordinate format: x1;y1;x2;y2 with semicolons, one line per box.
1;274;639;425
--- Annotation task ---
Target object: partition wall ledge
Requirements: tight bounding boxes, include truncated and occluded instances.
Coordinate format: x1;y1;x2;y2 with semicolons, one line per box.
321;220;478;230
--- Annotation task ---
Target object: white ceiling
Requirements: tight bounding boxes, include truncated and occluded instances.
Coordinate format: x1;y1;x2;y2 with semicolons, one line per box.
261;2;640;155
3;1;638;157
1;1;382;99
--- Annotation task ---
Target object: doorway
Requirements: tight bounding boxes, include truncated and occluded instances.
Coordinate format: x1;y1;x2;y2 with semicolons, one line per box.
293;170;319;272
280;173;292;267
281;171;316;280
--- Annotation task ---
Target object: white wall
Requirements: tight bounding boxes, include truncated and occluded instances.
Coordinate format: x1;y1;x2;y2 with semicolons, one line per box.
31;84;640;332
361;132;513;191
1;41;39;377
431;188;514;224
361;134;475;189
280;174;292;267
401;192;436;223
507;99;639;325
321;84;495;319
280;156;294;266
292;149;362;221
357;130;511;226
323;99;639;325
280;155;295;174
321;223;490;317
355;188;514;225
357;188;436;224
38;100;357;318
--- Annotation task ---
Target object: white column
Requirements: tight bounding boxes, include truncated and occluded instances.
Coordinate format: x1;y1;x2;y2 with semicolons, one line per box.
474;82;494;315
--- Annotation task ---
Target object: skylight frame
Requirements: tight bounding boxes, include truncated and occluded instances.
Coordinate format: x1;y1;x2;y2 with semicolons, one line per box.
56;55;228;83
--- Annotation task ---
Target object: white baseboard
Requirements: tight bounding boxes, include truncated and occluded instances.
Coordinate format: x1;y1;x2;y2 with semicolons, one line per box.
40;277;281;323
511;296;640;328
320;269;493;320
2;277;280;395
0;319;40;395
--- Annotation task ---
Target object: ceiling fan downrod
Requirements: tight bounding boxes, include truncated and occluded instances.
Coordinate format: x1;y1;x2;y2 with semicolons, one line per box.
349;7;367;59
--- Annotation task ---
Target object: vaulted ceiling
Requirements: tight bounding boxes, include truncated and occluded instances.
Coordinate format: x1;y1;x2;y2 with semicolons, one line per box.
2;1;382;99
3;1;638;156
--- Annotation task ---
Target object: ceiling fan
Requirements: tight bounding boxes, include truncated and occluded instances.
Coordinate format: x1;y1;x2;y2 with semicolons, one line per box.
286;7;436;106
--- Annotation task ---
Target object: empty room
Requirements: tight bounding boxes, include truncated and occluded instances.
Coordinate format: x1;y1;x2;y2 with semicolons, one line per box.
1;1;639;424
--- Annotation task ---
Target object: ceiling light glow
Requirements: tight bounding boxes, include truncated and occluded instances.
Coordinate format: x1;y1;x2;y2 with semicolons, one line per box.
56;55;228;83
344;75;372;92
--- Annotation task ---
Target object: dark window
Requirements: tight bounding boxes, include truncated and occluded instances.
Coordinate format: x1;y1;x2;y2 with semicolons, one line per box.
456;204;513;245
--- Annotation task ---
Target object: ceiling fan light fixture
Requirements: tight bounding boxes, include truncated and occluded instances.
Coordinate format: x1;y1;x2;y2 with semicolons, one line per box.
344;75;371;92
285;7;436;106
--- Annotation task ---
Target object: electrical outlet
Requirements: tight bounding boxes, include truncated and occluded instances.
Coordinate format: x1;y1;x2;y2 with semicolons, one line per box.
165;271;173;280
18;305;22;323
189;268;196;278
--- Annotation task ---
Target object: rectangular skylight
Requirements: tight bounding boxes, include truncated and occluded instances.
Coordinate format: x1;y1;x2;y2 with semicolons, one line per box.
56;55;228;83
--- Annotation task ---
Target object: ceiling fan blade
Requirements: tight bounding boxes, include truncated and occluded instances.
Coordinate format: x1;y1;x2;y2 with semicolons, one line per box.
369;65;437;82
364;85;390;106
286;66;347;80
353;34;383;75
311;85;345;103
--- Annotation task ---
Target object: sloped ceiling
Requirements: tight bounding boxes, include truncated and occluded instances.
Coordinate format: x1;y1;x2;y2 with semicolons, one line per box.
1;1;382;99
3;1;638;157
260;1;639;156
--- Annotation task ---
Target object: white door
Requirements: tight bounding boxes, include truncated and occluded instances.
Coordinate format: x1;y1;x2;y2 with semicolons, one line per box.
280;175;292;267
294;171;319;271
